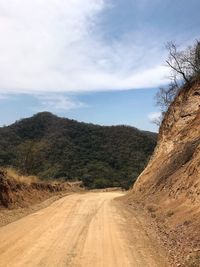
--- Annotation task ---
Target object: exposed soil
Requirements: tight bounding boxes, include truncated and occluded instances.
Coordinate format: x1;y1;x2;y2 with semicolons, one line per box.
0;170;83;227
0;192;169;267
0;192;75;227
123;196;200;267
126;81;200;267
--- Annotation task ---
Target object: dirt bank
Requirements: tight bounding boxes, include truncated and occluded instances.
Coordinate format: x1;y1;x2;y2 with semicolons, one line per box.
125;81;200;266
0;169;83;226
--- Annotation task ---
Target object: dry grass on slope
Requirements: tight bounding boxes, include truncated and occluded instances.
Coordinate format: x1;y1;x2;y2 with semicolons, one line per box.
5;168;39;184
0;168;82;210
0;168;83;227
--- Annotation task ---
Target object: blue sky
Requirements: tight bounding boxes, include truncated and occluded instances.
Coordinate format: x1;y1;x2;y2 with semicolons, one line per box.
0;88;158;131
0;0;199;131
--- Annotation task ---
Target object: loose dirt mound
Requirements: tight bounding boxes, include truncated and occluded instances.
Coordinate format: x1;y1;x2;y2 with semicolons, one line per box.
125;81;200;266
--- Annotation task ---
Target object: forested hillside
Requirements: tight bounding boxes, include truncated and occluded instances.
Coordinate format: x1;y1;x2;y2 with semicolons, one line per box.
0;112;156;189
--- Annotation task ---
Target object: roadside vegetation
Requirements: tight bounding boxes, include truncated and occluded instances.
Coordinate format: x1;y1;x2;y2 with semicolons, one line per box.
2;168;39;185
0;114;156;189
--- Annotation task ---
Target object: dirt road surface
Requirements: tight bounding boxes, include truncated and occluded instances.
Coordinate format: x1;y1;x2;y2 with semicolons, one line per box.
0;192;169;267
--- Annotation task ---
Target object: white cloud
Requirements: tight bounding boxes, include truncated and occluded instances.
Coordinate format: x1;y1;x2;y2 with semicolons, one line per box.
0;0;169;94
148;112;162;124
36;94;87;112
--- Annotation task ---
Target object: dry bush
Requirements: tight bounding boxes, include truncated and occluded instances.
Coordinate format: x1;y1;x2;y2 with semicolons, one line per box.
4;168;39;184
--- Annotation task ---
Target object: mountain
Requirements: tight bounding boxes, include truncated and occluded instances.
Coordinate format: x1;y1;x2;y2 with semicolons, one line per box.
127;81;200;265
0;112;157;189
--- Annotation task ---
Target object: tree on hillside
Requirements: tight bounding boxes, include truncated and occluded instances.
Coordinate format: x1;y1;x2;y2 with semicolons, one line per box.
155;39;200;124
16;141;35;175
155;82;178;113
166;40;200;85
16;140;47;175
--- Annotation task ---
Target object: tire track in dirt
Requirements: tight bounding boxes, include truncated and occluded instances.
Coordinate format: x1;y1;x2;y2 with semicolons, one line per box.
0;192;169;267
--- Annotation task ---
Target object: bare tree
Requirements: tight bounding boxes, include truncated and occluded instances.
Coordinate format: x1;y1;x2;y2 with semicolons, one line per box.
166;40;200;85
153;39;200;126
155;83;178;113
150;112;164;126
166;42;190;84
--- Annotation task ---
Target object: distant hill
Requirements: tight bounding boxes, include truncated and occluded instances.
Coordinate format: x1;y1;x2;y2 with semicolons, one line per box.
0;112;157;189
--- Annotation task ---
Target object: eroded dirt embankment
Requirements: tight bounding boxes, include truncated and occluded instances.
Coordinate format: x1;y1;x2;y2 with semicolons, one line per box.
0;170;83;226
125;81;200;267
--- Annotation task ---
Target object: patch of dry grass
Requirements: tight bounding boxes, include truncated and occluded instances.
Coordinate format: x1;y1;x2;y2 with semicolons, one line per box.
2;168;39;184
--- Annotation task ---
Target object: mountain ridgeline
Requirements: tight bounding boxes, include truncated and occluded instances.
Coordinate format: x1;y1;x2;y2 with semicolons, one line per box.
0;112;157;189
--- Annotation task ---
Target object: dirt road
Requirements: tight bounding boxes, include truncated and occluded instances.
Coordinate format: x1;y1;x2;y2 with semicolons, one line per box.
0;192;168;267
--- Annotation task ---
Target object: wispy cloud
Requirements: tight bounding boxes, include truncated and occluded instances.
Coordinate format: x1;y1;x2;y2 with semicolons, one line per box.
0;0;171;94
148;112;162;124
36;94;87;112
